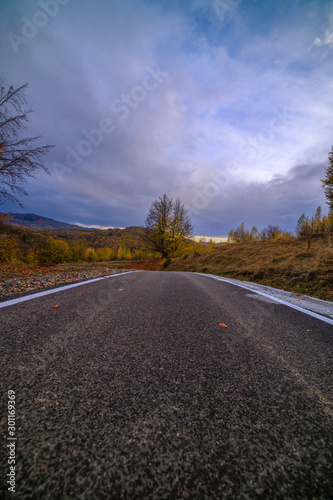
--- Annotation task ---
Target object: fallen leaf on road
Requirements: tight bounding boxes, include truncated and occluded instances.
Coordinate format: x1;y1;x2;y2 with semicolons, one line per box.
321;397;333;405
119;289;123;291
52;305;60;309
219;323;228;328
307;329;312;332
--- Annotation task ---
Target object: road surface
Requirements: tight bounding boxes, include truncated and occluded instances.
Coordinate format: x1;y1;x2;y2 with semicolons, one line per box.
1;271;332;499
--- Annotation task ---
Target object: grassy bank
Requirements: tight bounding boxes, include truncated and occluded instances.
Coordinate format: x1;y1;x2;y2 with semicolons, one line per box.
2;238;333;302
166;238;333;302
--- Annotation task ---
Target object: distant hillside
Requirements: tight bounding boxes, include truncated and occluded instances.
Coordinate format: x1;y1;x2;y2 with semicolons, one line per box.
0;213;152;265
0;213;82;230
0;213;148;258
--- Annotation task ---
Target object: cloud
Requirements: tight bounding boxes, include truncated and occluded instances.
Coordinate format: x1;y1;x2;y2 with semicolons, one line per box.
0;0;332;236
313;30;333;48
313;37;323;47
73;223;122;230
187;162;327;236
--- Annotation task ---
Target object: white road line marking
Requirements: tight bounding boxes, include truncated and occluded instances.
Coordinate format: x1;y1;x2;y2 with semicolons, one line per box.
0;271;139;309
194;273;333;326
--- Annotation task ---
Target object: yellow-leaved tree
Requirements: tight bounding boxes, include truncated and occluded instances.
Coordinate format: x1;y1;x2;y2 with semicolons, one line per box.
145;194;193;258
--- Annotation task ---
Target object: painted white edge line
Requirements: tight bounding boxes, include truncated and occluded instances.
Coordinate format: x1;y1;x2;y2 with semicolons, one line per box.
0;271;140;309
193;272;333;326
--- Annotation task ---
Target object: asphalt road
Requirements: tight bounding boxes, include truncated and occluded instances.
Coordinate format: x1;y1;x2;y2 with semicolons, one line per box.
1;271;333;499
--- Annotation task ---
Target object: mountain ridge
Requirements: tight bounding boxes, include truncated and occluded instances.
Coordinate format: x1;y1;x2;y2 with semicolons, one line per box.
1;213;90;230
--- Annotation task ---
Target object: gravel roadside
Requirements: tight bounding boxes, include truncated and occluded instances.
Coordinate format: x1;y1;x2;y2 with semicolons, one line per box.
0;265;134;301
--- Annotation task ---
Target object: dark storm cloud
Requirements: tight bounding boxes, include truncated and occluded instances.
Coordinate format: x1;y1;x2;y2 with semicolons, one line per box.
0;0;332;235
189;162;327;236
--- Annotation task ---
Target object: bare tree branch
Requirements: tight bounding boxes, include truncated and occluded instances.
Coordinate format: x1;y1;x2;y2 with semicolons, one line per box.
0;78;54;206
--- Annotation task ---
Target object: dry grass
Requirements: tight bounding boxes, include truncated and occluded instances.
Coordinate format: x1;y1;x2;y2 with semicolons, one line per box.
166;238;333;302
2;241;332;302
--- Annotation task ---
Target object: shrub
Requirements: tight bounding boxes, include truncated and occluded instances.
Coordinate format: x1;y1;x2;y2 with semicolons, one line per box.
96;247;114;261
162;257;172;268
0;235;22;263
132;248;144;260
37;236;71;264
70;242;86;262
109;247;118;260
25;250;39;265
84;248;98;262
117;242;132;260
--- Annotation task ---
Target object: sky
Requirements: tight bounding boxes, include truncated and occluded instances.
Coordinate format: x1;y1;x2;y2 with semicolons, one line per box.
0;0;332;237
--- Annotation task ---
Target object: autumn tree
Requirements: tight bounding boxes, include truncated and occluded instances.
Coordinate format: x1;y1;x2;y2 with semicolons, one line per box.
312;206;323;237
0;79;53;207
227;223;260;243
295;208;324;249
301;217;314;250
260;225;284;240
145;194;193;258
295;214;306;238
0;212;11;233
322;146;333;213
